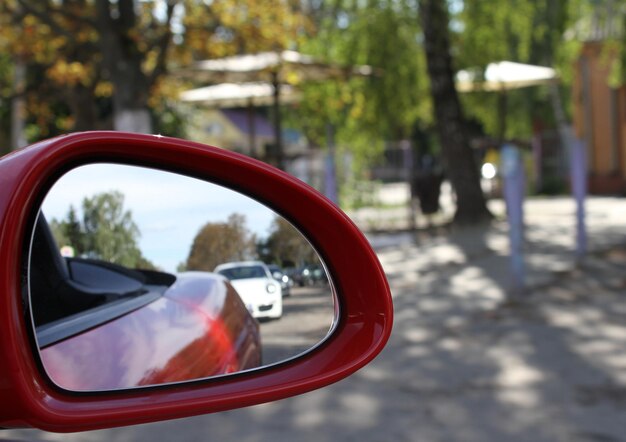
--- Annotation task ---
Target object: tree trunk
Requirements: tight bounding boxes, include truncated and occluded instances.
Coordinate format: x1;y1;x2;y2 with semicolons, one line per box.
68;84;99;132
418;0;491;225
11;60;27;150
96;0;153;134
109;55;152;133
113;109;152;133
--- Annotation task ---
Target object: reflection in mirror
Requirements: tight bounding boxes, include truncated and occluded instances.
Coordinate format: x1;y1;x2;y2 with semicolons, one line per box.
26;163;335;391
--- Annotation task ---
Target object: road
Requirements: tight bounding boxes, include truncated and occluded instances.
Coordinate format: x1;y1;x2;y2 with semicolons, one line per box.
260;285;335;366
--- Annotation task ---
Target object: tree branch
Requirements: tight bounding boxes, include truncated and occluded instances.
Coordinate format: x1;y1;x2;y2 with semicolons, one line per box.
16;0;78;41
14;0;99;55
95;0;113;29
148;0;178;86
118;0;136;31
94;0;117;79
48;4;96;28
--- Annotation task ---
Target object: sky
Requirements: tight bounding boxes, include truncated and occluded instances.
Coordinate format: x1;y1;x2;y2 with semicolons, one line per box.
41;163;279;273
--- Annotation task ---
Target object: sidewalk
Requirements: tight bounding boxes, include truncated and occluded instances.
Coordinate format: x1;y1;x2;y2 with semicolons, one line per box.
365;196;626;441
5;197;626;442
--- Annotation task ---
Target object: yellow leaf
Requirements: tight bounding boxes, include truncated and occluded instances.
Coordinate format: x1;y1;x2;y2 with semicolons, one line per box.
95;81;114;97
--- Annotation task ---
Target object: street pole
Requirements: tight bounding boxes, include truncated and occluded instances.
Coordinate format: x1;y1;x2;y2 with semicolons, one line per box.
401;140;416;230
324;123;338;205
271;71;284;170
246;98;257;158
11;60;27;150
570;137;587;263
501;144;526;296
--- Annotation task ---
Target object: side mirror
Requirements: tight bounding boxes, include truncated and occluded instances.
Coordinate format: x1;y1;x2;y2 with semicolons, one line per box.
0;132;392;432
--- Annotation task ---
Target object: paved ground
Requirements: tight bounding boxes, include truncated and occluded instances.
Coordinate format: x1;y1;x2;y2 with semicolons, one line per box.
4;196;626;441
260;285;334;365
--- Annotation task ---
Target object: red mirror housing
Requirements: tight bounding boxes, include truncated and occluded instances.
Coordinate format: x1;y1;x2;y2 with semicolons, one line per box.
0;132;393;432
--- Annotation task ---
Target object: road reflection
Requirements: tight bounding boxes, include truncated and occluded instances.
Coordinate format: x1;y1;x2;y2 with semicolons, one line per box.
260;285;334;365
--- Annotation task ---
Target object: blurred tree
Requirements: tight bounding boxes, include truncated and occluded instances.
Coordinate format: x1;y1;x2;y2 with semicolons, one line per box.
51;191;155;269
418;0;491;224
0;55;11;154
50;206;83;254
295;0;429;168
0;0;309;137
48;218;69;252
259;216;318;267
455;0;573;141
567;0;626;88
297;0;588;223
81;192;143;265
0;0;180;133
1;0;103;137
185;213;256;272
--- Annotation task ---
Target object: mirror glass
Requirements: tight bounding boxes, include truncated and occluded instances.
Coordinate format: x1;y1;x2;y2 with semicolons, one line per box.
26;163;335;391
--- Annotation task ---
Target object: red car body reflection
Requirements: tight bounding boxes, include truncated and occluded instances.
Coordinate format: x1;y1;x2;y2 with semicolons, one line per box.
40;273;261;391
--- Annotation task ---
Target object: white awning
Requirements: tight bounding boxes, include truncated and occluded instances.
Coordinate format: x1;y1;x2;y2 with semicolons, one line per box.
456;61;558;92
180;82;301;108
182;50;375;83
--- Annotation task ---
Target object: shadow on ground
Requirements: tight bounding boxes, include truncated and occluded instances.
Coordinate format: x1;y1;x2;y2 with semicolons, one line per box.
5;201;626;442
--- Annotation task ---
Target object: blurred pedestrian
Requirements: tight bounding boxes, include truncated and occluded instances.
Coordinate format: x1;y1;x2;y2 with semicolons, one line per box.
411;154;444;227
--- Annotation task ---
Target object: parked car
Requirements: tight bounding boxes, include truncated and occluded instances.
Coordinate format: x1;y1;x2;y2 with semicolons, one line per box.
267;264;292;297
300;264;328;286
30;214;262;391
286;264;328;287
215;261;283;319
284;266;304;287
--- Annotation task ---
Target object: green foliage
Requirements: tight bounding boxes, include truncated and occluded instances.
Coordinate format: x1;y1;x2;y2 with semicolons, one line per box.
582;1;626;88
3;0;621;175
292;0;603;165
294;0;429;167
151;99;187;138
455;0;574;140
57;206;83;254
340;179;382;211
51;191;155;269
258;216;318;268
185;213;257;272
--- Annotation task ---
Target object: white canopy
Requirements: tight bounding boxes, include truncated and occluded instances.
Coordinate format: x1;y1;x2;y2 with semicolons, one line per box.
456;61;558;92
180;82;301;108
179;51;375;169
185;50;375;83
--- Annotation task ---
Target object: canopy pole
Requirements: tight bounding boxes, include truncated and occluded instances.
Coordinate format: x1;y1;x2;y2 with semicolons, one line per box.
271;72;284;170
497;89;508;147
246;97;257;158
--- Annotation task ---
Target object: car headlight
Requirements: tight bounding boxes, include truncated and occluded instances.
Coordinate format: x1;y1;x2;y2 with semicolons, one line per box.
282;275;289;283
266;283;277;294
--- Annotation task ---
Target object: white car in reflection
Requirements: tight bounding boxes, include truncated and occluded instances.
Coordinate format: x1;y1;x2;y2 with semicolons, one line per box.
214;261;283;320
